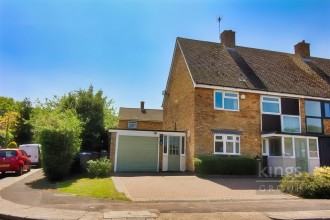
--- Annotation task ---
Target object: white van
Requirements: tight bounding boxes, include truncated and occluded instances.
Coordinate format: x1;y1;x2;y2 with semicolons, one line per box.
19;144;42;167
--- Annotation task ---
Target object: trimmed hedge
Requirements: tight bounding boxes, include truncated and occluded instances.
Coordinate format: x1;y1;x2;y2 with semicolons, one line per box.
194;155;257;175
280;167;330;199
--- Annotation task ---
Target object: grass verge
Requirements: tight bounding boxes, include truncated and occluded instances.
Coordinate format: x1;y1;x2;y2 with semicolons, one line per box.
57;176;130;201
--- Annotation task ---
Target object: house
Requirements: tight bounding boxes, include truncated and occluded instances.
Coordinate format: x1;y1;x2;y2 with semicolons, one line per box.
118;101;163;130
110;30;330;174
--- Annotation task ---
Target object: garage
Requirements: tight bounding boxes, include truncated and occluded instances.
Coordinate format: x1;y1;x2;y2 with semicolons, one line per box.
116;135;158;172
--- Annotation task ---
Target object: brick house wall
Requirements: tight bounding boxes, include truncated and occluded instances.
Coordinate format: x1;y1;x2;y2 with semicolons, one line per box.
194;89;262;158
299;98;307;133
163;47;195;171
118;120;163;130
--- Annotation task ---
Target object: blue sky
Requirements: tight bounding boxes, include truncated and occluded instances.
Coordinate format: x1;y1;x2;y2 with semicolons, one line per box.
0;0;329;110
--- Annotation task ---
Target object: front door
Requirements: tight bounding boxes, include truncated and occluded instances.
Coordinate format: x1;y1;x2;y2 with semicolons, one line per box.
295;138;308;173
168;136;180;171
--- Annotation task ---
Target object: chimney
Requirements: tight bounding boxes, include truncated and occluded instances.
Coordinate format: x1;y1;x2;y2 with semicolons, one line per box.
294;40;310;59
220;30;236;48
140;101;146;113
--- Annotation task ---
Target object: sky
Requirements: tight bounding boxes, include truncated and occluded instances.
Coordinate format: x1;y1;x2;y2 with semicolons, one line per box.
0;0;329;111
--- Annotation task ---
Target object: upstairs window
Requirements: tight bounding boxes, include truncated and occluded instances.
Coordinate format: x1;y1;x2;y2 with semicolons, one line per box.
324;102;330;118
128;121;137;129
305;100;322;134
214;91;239;111
281;115;301;133
262;97;280;114
305;100;321;117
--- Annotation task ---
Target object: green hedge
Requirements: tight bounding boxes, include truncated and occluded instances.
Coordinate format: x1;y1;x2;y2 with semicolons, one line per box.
194;155;257;175
87;157;112;178
280;167;330;199
31;109;82;181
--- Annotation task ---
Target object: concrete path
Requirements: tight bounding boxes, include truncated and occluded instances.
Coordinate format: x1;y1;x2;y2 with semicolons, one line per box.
115;174;295;201
1;170;330;219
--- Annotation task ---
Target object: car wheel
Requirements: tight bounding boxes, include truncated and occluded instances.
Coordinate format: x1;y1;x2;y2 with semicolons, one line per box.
16;165;23;176
27;164;31;172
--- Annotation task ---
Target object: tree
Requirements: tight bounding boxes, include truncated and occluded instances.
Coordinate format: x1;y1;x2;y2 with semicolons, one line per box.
30;108;82;181
59;86;118;151
0;96;19;116
0;111;19;146
14;98;34;145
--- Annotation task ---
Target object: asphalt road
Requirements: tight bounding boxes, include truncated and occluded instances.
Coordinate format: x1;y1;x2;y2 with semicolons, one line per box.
1;169;330;214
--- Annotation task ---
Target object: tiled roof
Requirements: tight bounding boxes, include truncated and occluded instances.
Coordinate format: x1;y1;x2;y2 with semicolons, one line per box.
119;108;163;122
177;38;330;98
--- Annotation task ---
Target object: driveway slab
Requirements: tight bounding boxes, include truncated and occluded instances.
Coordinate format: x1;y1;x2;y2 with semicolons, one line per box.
116;174;296;201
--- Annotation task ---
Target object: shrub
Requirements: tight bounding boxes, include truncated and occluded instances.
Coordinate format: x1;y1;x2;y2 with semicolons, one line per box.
194;155;257;175
7;141;18;148
280;167;330;199
87;157;112;177
31;109;82;181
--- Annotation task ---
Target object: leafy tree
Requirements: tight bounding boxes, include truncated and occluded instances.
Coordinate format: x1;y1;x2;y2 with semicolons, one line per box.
14;98;34;145
0;111;19;146
30;108;82;181
59;86;118;151
0;96;19;116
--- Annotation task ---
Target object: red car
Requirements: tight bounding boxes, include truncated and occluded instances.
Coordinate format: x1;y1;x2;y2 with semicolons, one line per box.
0;149;31;176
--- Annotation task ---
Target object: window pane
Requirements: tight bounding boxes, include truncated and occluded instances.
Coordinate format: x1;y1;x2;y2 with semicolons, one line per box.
269;138;282;156
215;142;223;153
236;137;239;141
262;139;267;154
227;136;233;140
224;98;238;110
215;136;222;140
309;139;318;158
282;116;300;133
181;137;185;154
235;142;240;154
325;103;330;118
263;97;279;102
226;142;234;153
306;118;322;133
215;92;223;108
164;136;167;154
305;100;321;117
262;102;280;113
224;93;238;98
284;137;293;157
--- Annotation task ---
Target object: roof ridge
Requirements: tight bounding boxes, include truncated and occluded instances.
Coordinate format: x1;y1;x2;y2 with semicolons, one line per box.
119;107;163;111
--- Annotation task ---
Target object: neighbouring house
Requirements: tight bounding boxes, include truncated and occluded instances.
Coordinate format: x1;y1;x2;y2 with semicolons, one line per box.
110;30;330;174
118;101;163;130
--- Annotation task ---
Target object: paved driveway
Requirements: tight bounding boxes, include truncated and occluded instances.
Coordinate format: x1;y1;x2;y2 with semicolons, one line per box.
115;174;296;201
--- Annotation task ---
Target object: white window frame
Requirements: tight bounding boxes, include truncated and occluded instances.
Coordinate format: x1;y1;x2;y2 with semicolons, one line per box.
261;96;281;115
262;138;269;156
307;138;319;158
282;137;295;158
127;121;137;129
214;91;239;111
281;115;301;133
163;135;168;155
180;136;186;156
214;134;240;155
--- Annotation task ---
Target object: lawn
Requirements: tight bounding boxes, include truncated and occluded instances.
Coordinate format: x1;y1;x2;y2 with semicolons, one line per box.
57;176;130;201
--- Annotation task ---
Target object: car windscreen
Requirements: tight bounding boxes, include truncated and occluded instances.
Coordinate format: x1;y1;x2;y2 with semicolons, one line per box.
0;150;18;158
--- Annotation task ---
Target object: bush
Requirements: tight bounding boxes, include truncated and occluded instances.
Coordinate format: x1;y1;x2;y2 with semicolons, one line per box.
87;157;112;177
194;155;257;175
7;141;18;148
31;109;82;181
280;167;330;199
